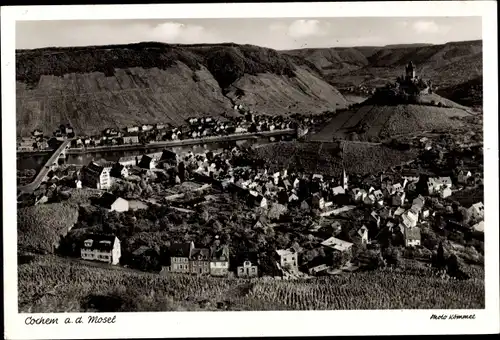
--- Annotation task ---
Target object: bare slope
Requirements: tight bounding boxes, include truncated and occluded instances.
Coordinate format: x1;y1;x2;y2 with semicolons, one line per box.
310;96;471;142
16;42;348;136
284;40;482;89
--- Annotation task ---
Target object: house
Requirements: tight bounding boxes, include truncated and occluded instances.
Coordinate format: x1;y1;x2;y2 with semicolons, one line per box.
168;242;195;273
276;248;299;272
142;124;154;131
457;170;472;184
392;183;403;193
363;194;376;205
351;188;366;202
358;226;369;245
373;190;384;201
332;186;345;196
308;263;329;276
32;129;43;137
237;255;259;278
80;234;121;265
394;207;405;217
427;177;452;195
159;150;178;168
210;237;230;277
440;186;452;198
411;195;425;212
155;123;167;130
111;162;128;178
472;221;484;232
126;126;139;133
311;194;325;210
439;176;453;188
81;162;111;190
401;170;420;183
468;202;484;221
138;155;157;169
321;237;353;253
75;179;82;189
123;135;139;144
190;248;210;275
118;156;138;167
392;191;406;206
96;192;129;212
404;227;421;247
401;209;419;229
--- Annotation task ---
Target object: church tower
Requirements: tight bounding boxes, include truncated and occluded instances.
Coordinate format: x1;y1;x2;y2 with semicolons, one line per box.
342;169;349;190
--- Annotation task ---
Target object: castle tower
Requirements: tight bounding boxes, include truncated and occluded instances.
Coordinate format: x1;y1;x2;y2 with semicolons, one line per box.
405;61;416;80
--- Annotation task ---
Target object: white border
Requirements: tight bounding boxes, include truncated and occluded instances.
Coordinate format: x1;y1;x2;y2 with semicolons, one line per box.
2;2;499;339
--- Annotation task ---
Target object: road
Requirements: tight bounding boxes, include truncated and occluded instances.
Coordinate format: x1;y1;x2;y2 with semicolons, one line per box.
18;139;72;193
64;129;297;155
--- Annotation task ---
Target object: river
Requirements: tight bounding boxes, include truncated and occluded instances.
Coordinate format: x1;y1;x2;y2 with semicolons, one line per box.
17;137;281;171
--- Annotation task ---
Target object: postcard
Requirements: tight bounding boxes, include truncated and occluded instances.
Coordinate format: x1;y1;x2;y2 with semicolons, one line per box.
2;1;499;339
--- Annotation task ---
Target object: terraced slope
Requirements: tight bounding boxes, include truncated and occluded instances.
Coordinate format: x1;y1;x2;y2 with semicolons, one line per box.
16;43;348;136
249;141;418;177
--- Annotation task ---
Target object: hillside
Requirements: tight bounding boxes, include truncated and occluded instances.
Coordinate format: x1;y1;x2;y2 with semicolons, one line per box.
16;43;348;136
284;40;483;90
436;76;483;107
19;255;484;312
248;141;418;177
309;100;471;142
18;203;79;254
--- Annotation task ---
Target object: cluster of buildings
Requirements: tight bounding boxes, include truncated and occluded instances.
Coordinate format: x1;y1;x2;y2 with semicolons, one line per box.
67;113;301;150
79;233;261;279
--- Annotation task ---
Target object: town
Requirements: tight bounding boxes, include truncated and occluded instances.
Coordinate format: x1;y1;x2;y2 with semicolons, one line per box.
16;106;320;153
15;27;486;312
17;84;484;280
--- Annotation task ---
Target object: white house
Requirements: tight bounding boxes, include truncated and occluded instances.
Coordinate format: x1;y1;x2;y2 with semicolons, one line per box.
321;237;353;253
81;162;111;190
472;221;484;232
81;234;121;265
358;226;369;245
126;126;139;133
401;209;419;229
96;192;129;212
276;248;299;272
404;227;421;247
332;186;345;196
468;202;484;221
439;186;452;198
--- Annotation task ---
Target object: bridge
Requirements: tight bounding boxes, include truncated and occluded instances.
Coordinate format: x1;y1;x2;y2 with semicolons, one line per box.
18;139;72;193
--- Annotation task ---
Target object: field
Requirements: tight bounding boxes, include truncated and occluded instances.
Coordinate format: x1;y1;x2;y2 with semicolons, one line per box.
17;203;79;254
18;255;484;312
249;141;418;177
309;103;470;142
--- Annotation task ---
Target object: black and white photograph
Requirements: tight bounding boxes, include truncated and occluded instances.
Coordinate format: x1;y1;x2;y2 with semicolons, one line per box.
3;2;499;338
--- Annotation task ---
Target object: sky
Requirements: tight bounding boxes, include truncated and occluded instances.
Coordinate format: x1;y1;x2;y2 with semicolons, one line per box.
16;17;482;50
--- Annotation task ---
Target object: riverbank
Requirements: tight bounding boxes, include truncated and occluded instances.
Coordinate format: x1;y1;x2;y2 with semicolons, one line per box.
17;129;296;156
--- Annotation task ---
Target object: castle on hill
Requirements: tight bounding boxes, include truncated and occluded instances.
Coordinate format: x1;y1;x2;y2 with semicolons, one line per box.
394;61;433;95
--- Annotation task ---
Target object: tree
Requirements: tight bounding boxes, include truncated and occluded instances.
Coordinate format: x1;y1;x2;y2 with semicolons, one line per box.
433;241;446;269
